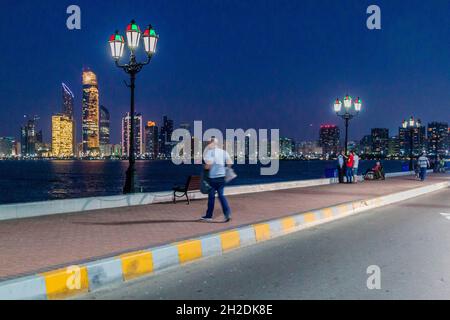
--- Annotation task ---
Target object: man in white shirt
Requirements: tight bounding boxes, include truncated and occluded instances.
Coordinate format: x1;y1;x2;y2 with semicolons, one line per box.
201;138;233;222
417;153;430;181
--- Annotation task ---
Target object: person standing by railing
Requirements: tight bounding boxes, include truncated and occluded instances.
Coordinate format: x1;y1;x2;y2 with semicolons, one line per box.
346;151;355;183
353;152;360;183
337;152;345;183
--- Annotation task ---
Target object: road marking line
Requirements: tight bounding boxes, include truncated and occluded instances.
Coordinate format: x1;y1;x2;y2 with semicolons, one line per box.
440;213;450;220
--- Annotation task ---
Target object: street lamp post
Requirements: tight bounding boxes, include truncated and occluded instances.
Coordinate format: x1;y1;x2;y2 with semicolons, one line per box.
109;20;159;194
402;117;421;171
333;95;362;155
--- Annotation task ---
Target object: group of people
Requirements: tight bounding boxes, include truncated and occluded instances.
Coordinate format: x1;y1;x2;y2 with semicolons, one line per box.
337;151;360;183
199;140;442;222
337;151;434;183
337;151;387;183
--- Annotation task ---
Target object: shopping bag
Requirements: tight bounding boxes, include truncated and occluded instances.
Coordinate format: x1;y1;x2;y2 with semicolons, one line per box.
200;169;212;194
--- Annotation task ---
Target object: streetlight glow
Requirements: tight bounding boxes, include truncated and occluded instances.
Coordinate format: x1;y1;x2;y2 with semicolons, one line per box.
343;95;352;108
334;99;342;112
126;20;141;50
143;25;159;56
109;31;125;60
354;97;362;112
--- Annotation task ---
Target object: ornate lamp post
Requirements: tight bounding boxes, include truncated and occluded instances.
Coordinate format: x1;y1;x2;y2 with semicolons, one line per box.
109;20;159;194
333;95;362;154
402;116;421;171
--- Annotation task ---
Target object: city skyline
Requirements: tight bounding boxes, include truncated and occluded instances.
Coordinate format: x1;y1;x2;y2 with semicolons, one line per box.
5;69;450;159
0;0;449;145
8;72;450;155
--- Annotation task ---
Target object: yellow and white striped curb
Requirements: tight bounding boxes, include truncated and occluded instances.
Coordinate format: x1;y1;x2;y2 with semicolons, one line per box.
0;180;448;300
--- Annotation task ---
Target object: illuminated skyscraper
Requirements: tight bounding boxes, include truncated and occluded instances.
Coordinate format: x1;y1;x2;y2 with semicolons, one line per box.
319;124;340;155
427;122;448;157
52;114;74;157
122;113;143;157
62;83;75;119
371;128;389;156
399;124;426;156
99;105;110;145
20;115;40;157
0;137;15;157
279;137;295;158
145;121;158;159
82;69;100;156
62;83;76;154
159;116;174;158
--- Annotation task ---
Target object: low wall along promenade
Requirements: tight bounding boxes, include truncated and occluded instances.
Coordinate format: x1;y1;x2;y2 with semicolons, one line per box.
0;171;418;222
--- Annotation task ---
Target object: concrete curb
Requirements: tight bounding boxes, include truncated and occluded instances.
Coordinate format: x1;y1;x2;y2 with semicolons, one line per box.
0;177;447;300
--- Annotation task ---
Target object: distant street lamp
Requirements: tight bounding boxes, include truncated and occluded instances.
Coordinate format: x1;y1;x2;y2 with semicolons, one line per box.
402;116;421;171
109;20;159;194
333;95;362;154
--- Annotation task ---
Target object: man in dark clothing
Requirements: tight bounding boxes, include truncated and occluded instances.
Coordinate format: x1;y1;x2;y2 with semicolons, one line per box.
337;152;345;183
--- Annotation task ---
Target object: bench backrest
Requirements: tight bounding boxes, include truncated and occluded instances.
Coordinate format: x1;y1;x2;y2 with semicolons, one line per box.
187;176;201;191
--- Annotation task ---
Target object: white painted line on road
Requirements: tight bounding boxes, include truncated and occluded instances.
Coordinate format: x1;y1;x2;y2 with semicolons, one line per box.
439;213;450;220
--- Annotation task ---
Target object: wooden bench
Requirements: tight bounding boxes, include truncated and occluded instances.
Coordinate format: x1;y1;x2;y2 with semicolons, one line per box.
172;175;201;204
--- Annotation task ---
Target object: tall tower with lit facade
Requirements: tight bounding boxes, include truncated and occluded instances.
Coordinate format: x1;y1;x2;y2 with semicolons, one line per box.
319;124;340;155
82;69;100;156
145;121;158;159
159;116;174;158
427;122;448;157
52;114;74;157
20;115;40;157
399;123;426;156
62;83;76;155
371;128;389;156
122;113;143;157
99;105;111;156
99;105;110;145
62;83;75;119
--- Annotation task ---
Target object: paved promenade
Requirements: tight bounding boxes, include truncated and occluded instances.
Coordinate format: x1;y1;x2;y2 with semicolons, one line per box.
0;174;448;280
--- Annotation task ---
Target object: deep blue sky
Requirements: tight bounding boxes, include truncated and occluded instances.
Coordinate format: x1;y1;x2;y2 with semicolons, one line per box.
0;0;449;144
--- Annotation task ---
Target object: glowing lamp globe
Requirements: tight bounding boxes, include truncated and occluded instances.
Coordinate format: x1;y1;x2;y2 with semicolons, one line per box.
126;20;141;50
354;97;362;112
343;95;352;109
109;32;125;60
334;99;342;113
143;25;159;56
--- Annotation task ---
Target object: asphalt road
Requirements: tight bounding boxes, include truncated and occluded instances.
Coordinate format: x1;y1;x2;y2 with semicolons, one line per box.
82;188;450;300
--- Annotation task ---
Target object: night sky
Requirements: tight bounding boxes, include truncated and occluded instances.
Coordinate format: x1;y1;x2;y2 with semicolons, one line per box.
0;0;449;144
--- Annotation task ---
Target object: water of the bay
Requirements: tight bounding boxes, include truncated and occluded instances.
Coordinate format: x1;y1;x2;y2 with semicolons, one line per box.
0;160;407;205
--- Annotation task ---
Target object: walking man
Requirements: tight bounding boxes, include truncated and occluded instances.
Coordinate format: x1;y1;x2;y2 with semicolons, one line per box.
417;153;430;182
201;138;233;223
337;152;345;183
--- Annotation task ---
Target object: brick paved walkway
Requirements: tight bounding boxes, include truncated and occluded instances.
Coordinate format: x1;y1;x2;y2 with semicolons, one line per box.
0;174;448;280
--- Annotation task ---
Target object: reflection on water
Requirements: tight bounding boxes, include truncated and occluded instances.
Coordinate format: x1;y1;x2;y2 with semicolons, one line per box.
0;160;405;205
